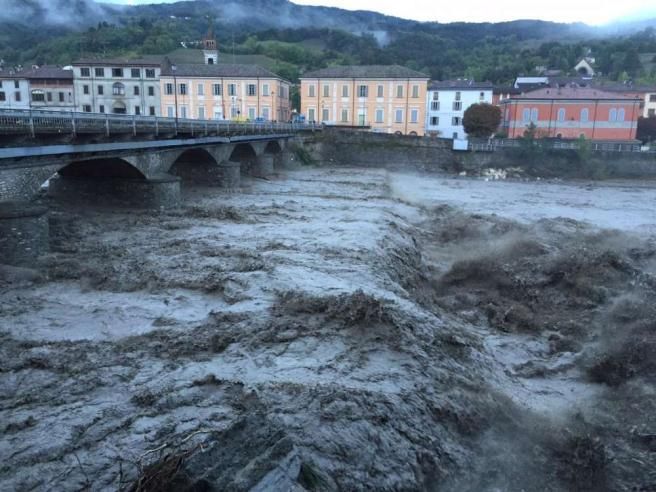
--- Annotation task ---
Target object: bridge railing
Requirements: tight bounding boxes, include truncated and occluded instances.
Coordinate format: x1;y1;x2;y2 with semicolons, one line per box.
0;108;319;139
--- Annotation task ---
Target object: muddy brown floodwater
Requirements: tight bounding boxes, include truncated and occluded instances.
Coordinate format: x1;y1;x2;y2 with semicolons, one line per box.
1;168;655;491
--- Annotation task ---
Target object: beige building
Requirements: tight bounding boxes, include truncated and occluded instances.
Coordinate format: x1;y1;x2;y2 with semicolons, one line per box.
160;62;291;122
300;65;429;135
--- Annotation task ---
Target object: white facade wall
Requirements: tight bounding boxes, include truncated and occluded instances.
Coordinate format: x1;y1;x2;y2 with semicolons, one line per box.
73;64;161;116
425;88;493;139
0;78;30;110
643;92;656;118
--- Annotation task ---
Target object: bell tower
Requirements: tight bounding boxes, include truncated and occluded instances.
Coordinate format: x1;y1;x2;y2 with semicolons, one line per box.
202;18;218;65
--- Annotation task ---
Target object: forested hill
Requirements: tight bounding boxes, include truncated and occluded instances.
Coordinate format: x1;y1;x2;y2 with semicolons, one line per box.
1;0;655;85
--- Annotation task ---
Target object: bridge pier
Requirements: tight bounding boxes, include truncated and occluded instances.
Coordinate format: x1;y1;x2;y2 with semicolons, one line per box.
220;161;241;189
251;154;275;178
0;202;49;267
48;174;181;209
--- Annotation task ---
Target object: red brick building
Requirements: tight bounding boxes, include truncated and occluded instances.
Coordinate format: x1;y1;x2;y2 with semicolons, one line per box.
499;87;641;140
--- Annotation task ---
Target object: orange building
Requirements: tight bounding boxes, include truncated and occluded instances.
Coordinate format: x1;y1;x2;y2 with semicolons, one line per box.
500;87;641;141
299;65;429;135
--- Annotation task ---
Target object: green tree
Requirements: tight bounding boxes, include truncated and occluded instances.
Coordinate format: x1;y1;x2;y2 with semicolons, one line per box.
462;103;502;138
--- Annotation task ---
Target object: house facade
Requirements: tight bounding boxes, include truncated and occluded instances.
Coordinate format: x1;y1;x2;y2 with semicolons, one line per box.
644;92;656;118
159;62;291;121
299;65;429;135
0;72;30;110
499;87;641;141
425;80;493;139
72;59;161;115
24;66;75;112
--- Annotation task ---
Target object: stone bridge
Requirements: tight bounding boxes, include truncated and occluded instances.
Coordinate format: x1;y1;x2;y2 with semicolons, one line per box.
0;109;315;266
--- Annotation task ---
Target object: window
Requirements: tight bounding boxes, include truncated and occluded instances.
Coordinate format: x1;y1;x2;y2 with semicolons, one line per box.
31;90;45;102
453;101;462;111
112;83;125;95
179;83;187;95
14;81;19;89
0;92;5;101
135;106;141;115
131;68;140;78
213;84;222;96
80;67;90;77
430;116;439;125
15;92;21;102
180;106;187;118
375;108;384;123
228;84;236;96
557;108;566;122
358;85;368;97
479;91;485;100
531;108;538;122
308;108;315;121
358;110;366;125
231;106;239;118
167;106;174;118
323;84;330;97
453;132;458;139
95;67;104;77
248;84;256;96
47;92;52;102
197;84;204;96
431;101;440;111
263;84;269;96
646;94;656;102
341;109;348;122
412;85;419;98
165;83;173;95
322;108;329;121
149;106;156;116
522;108;531;122
455;91;461;101
395;109;403;123
649;109;656;117
618;108;625;122
99;105;105;113
148;86;155;97
83;104;91;112
452;116;461;126
433;92;439;100
262;107;270;120
342;85;349;97
207;57;215;65
83;85;90;95
112;68;123;78
248;107;256;120
396;85;403;98
198;107;205;119
609;108;617;122
145;69;155;78
377;85;384;98
97;85;104;95
581;108;589;122
411;109;418;123
134;86;140;96
58;92;64;102
308;85;315;97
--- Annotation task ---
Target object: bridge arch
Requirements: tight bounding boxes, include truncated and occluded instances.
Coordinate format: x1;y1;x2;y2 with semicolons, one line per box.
58;158;147;179
263;140;282;155
229;143;257;163
169;147;222;185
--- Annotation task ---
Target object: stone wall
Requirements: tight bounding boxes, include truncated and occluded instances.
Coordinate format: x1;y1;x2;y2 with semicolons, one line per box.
0;202;49;267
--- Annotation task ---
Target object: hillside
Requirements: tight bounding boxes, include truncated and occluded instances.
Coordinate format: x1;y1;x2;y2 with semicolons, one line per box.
0;0;655;85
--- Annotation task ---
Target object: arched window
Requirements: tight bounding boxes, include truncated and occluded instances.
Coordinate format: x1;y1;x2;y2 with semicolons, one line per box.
31;89;45;102
580;108;589;122
112;82;125;96
531;108;538;122
618;108;625;122
609;108;617;122
557;108;566;122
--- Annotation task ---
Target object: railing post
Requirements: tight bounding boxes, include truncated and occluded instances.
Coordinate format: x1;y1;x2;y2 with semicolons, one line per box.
191;120;194;137
174;118;178;136
132;115;137;137
204;121;208;135
155;116;159;137
28;109;35;138
105;114;110;137
71;112;76;137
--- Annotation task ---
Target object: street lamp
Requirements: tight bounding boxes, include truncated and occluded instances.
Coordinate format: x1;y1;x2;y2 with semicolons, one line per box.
171;63;178;127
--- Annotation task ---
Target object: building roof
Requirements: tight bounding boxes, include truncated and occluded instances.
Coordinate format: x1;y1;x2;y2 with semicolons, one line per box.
161;62;287;81
504;86;642;102
301;65;429;79
22;65;73;80
73;58;162;67
493;86;523;95
429;79;493;90
0;69;28;79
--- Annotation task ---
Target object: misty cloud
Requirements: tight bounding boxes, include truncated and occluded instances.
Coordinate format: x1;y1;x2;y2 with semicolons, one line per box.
0;0;113;26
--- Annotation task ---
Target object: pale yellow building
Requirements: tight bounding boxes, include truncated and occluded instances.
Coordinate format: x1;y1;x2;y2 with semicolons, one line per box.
300;65;429;135
160;62;291;122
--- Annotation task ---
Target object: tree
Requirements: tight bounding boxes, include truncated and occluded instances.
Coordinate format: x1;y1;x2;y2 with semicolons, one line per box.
462;103;502;138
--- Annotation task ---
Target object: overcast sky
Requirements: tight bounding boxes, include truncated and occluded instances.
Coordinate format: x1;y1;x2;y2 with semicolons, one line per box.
105;0;656;25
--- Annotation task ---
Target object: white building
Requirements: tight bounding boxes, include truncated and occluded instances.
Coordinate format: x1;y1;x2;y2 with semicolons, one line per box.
425;80;493;139
643;91;656;118
0;71;30;110
72;58;161;116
